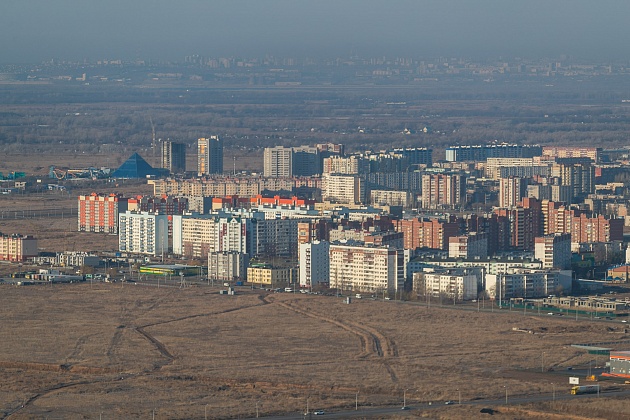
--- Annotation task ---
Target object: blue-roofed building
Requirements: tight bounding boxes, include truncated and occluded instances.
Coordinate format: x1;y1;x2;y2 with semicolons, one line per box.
111;153;167;179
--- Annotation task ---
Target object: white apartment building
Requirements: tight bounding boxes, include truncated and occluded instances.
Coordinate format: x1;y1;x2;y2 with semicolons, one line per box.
448;232;488;259
263;146;293;178
413;268;478;301
56;252;100;267
329;242;404;293
172;212;298;259
197;136;223;175
534;233;572;269
499;177;525;208
322;173;365;204
322;155;367;174
172;214;251;258
485;158;535;179
207;251;249;282
485;269;572;300
118;211;168;256
299;241;330;289
370;190;413;207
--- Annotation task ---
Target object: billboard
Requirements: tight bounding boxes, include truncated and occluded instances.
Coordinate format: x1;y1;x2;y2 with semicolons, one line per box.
569;377;580;385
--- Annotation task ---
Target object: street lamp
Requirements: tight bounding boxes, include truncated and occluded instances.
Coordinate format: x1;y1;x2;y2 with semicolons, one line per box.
457;388;461;404
504;386;508;404
355;391;359;411
256;401;259;418
403;389;407;408
541;351;545;372
552;383;555;401
204;404;208;420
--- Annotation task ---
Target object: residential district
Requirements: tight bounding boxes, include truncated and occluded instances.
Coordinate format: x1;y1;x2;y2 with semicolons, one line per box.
5;140;630;379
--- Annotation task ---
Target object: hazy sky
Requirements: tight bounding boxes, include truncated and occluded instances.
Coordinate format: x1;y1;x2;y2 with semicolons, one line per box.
2;0;630;63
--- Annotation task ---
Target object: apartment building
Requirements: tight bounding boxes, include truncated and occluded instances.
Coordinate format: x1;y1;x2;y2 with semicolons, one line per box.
149;176;319;198
322;155;367;174
263;146;293;177
207;251;249;282
534;234;572;269
485;269;572;300
370;190;413;207
0;233;37;262
542;146;601;163
197;136;223;175
56;252;100;268
413;268;478;301
247;264;297;286
485;158;535;179
394;218;459;250
445;144;542;162
78;193;128;234
299;240;330;289
499;177;526;208
127;195;188;215
420;173;465;209
448;232;488;259
118;211;169;256
329;242;404;293
322;173;365;204
172;213;298;259
161;140;187;174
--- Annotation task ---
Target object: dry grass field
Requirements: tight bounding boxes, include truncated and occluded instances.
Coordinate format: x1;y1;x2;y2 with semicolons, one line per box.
0;284;629;419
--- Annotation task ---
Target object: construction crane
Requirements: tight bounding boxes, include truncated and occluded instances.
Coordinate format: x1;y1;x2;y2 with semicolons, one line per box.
149;116;156;162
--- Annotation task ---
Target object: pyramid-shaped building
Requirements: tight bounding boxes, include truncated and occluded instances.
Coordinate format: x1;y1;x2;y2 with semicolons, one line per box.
111;153;166;179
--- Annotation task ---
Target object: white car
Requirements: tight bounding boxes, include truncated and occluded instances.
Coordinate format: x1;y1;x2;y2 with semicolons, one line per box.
313;410;325;415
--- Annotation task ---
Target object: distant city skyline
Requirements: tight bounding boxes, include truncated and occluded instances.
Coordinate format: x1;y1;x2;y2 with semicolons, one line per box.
2;1;630;64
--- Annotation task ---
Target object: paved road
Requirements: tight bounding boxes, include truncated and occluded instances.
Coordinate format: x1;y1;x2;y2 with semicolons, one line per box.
247;388;630;419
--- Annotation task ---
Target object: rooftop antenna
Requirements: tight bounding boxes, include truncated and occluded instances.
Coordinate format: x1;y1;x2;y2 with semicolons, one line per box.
233;156;236;175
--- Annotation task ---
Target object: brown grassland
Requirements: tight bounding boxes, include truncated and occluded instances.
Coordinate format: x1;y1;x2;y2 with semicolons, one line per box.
0;283;629;419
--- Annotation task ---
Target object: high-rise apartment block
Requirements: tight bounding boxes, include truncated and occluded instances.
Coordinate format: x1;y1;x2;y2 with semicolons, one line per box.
299;241;330;289
499;177;526;208
448;232;488;259
329;243;404;293
263;146;321;177
207;251;249;282
118;211;169;256
197;136;223;175
392;148;433;166
292;146;321;176
322;173;365;204
161;140;187;174
395;218;459;250
263;146;293;177
535;234;572;269
322;155;367;174
78;193;128;234
172;213;298;259
421;173;465;209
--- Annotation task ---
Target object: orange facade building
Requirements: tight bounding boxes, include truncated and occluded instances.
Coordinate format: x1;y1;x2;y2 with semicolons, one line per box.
78;193;128;234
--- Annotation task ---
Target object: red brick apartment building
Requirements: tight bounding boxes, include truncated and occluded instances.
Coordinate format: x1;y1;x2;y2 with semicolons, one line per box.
78;193;128;234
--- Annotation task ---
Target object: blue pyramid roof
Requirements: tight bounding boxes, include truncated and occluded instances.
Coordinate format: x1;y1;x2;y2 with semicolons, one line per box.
112;153;162;179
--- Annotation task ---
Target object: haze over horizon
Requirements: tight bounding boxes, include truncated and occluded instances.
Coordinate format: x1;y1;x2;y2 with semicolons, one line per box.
2;0;630;64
